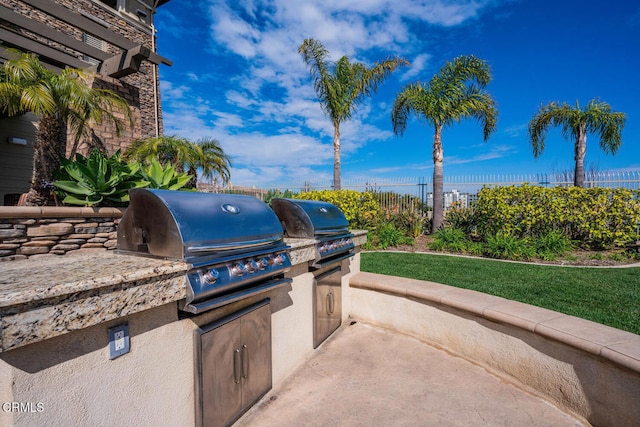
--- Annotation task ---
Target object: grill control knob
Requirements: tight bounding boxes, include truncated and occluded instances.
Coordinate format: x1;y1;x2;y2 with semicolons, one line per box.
257;258;269;270
273;254;286;265
232;263;248;276
246;260;259;273
203;268;219;284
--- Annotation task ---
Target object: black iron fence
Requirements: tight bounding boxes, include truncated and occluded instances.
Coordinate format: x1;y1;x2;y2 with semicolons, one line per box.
199;170;640;213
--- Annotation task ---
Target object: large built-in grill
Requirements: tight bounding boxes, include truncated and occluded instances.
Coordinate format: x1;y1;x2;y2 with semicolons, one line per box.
117;189;292;314
270;198;354;269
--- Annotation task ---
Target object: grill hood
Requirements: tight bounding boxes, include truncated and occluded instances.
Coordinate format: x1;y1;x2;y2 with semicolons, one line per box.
118;189;285;262
270;198;349;238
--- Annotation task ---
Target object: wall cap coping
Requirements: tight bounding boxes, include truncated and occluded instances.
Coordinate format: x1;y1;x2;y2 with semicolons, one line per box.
350;271;640;374
0;206;125;219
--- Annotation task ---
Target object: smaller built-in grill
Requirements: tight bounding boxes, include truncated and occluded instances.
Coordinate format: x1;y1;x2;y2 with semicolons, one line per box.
270;198;354;269
117;189;292;314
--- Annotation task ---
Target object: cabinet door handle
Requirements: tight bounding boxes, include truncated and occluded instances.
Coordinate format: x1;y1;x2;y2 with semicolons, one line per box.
241;344;249;379
327;292;334;314
233;348;242;384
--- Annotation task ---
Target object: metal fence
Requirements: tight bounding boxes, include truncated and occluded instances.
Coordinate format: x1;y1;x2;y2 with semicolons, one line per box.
200;170;640;213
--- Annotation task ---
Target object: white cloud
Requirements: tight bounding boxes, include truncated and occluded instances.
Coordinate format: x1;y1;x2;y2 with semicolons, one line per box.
402;53;431;81
447;144;517;165
502;123;528;138
159;0;500;186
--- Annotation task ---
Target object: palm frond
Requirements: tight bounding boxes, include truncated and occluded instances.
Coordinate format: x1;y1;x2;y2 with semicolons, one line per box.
528;99;626;158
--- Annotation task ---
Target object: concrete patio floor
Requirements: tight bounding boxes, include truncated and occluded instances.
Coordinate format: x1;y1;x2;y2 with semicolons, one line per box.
236;321;586;427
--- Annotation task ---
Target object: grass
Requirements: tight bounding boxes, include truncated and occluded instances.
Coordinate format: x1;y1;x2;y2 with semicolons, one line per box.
361;252;640;335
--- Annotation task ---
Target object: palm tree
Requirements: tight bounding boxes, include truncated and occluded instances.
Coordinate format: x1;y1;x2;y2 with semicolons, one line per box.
193;137;232;186
391;55;497;232
528;100;626;187
298;38;409;190
123;135;232;187
0;50;132;205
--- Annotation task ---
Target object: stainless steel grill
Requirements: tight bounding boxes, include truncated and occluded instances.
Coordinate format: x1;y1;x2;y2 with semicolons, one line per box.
270;198;354;269
117;189;291;313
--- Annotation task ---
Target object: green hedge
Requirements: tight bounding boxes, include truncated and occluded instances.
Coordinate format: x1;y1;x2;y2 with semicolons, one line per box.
474;185;640;248
293;190;380;229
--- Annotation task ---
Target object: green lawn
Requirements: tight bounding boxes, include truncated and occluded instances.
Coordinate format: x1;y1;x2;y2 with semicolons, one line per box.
361;252;640;335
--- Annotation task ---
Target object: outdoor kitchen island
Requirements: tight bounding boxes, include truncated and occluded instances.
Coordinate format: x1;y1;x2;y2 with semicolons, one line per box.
0;231;367;427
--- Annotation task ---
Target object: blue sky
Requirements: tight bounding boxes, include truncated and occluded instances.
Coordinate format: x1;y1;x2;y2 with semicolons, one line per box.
154;0;640;187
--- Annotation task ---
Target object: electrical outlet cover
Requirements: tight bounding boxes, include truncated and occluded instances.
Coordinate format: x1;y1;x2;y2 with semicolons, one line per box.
108;324;130;359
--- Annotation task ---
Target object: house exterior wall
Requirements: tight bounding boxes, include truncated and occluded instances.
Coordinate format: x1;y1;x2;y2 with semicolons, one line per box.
0;114;37;205
0;0;169;201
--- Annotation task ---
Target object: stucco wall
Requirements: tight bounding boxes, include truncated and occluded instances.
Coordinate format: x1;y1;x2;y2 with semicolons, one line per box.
0;253;360;426
349;273;640;427
0;302;195;427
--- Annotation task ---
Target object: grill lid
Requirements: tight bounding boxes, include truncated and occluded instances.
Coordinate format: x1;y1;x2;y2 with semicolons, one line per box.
270;198;349;238
117;189;284;261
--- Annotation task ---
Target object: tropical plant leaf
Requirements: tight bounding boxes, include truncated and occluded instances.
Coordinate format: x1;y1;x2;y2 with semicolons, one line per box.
61;193;103;206
52;180;95;196
53;148;149;206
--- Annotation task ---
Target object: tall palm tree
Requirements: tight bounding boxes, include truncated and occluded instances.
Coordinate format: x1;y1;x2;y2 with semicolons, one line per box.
392;55;497;232
0;50;132;205
298;38;409;190
123;135;232;187
528;100;626;187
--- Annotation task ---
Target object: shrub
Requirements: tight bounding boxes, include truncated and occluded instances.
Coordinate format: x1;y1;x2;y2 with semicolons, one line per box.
444;204;476;235
397;210;428;239
294;190;380;229
264;189;296;205
430;227;469;252
533;230;573;257
139;158;192;190
475;185;640;249
370;222;413;249
484;234;535;261
53;149;148;206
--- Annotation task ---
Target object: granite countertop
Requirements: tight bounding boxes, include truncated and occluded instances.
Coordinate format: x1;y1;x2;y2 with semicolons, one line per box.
0;232;367;353
0;252;188;308
0;252;189;353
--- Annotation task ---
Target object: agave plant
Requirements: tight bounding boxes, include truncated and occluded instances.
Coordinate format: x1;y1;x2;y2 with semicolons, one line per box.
53;149;148;206
140;158;192;190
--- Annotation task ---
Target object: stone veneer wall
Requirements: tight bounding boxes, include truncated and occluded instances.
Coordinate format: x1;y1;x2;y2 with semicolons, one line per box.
1;0;164;153
0;207;124;261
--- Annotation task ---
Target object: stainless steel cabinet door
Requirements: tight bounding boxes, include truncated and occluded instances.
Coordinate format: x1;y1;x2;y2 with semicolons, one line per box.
240;302;272;408
313;267;342;348
201;319;243;427
198;300;272;427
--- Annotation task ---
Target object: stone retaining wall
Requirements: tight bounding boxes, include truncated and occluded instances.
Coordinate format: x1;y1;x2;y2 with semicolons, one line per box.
0;207;124;261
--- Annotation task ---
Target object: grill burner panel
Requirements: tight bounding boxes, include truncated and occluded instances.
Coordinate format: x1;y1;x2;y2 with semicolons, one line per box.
117;189;291;313
184;250;291;313
317;236;354;259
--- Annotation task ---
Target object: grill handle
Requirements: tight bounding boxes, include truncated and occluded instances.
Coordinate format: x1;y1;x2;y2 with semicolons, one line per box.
314;228;350;236
181;277;292;314
311;250;354;270
187;236;282;253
